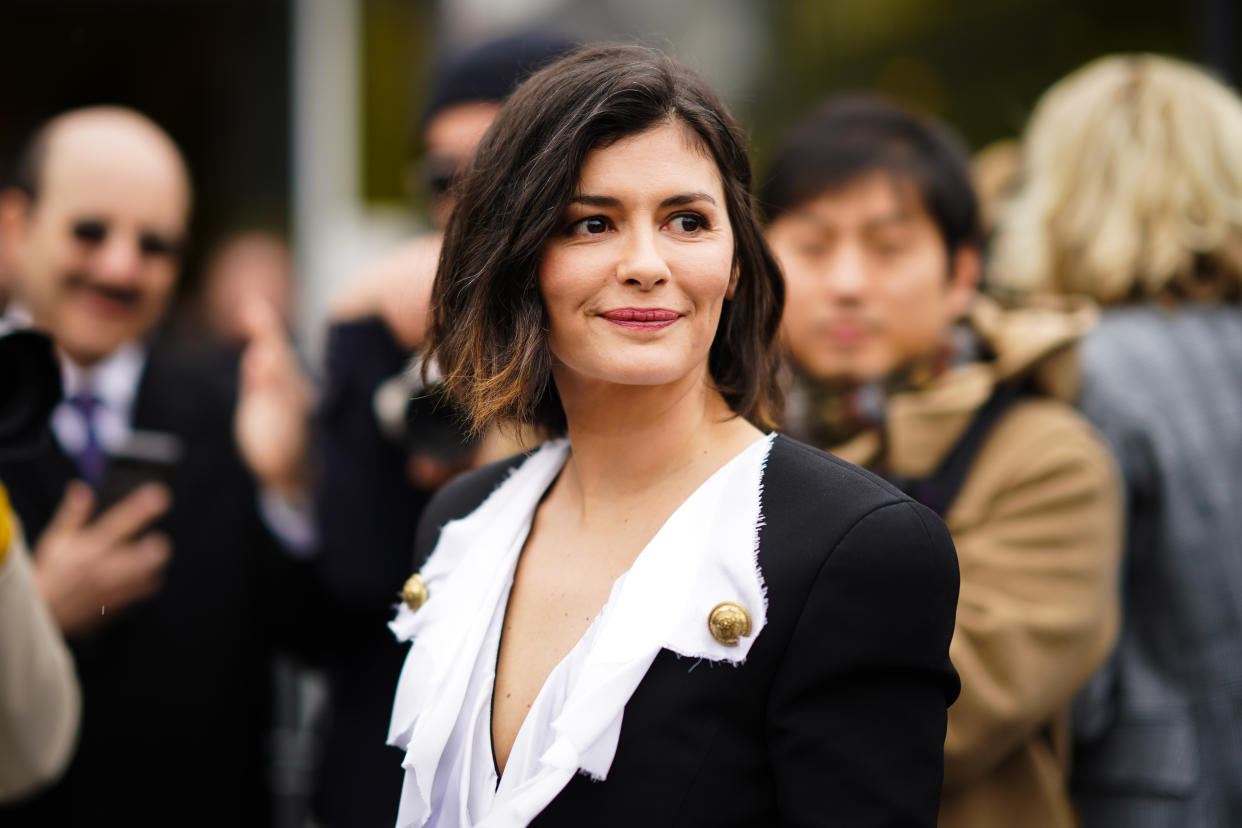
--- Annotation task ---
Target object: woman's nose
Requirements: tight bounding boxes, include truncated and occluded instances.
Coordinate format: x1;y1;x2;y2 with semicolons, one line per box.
616;227;670;289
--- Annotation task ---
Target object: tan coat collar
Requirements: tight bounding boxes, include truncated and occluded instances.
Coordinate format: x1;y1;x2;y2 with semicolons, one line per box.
829;295;1097;478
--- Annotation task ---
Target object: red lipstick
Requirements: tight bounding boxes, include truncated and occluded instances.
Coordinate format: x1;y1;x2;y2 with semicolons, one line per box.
600;308;680;330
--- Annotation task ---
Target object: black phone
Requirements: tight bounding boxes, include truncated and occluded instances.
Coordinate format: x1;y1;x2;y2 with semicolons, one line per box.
93;431;183;516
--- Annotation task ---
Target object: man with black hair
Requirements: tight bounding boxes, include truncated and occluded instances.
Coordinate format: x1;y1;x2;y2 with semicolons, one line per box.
764;97;1123;828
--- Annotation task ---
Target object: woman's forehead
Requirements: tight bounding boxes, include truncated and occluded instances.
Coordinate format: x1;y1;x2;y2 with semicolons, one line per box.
574;121;723;200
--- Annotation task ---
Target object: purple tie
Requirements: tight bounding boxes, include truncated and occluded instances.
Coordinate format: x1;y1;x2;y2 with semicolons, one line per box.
67;393;106;486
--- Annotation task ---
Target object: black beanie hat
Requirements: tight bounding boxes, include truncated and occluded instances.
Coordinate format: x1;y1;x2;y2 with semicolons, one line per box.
423;30;578;128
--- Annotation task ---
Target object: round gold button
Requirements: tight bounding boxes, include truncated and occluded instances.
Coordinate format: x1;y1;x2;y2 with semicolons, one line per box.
401;573;429;611
708;601;752;646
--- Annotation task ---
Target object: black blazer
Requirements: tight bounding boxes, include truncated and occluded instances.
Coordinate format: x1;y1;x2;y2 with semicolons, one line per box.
313;318;432;828
410;434;960;827
0;337;321;827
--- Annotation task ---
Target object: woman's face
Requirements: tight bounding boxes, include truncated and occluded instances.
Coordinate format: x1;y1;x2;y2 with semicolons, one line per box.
539;121;735;398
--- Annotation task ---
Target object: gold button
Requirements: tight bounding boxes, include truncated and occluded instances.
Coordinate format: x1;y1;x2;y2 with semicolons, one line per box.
708;601;752;646
402;573;428;611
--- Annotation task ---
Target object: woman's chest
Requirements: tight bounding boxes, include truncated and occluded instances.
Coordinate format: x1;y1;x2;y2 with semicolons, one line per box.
493;529;642;771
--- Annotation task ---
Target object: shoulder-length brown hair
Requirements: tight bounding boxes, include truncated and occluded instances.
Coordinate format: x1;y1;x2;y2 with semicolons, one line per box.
425;43;785;438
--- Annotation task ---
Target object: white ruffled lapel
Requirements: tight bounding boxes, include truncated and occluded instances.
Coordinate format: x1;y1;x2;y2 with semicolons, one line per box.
389;434;774;828
388;440;570;825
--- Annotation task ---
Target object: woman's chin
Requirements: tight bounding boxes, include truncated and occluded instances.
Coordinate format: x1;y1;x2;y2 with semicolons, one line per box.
561;364;705;394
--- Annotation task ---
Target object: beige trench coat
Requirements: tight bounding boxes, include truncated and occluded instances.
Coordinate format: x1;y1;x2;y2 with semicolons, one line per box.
0;483;80;802
829;298;1123;828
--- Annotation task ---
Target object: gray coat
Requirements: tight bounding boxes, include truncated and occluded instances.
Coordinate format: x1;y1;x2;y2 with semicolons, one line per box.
1071;304;1242;828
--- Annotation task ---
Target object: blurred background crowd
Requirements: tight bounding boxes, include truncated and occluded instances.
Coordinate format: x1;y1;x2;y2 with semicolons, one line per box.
1;1;1240;827
3;0;1236;355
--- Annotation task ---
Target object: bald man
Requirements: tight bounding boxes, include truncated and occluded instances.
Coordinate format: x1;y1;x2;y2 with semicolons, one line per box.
0;107;320;826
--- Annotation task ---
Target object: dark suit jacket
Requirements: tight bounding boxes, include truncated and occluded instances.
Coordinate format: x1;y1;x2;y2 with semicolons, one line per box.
312;318;430;828
0;336;320;827
410;434;961;827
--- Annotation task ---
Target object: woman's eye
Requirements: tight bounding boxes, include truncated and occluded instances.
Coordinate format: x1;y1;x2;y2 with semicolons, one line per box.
669;214;706;234
569;216;610;236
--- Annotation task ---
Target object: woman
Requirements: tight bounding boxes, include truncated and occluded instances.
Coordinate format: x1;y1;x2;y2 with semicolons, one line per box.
388;45;960;828
991;55;1242;828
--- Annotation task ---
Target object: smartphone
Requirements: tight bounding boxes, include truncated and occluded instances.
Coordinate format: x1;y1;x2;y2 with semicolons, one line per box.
93;430;183;516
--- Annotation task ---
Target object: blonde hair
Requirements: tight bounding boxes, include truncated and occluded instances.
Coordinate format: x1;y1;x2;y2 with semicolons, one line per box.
991;55;1242;305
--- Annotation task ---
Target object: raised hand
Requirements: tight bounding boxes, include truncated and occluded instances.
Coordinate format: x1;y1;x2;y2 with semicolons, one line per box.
33;481;171;636
329;233;441;349
234;295;313;497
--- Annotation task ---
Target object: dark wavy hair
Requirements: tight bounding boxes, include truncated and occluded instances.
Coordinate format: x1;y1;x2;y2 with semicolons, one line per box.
426;43;785;437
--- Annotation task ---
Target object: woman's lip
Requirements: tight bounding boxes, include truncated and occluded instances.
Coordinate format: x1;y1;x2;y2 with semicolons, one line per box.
601;308;680;322
599;308;681;330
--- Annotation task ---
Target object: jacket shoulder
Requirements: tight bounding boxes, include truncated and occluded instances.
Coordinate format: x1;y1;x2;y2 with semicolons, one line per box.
997;396;1104;447
762;435;958;574
968;397;1116;493
765;434;912;518
760;434;959;621
412;451;528;564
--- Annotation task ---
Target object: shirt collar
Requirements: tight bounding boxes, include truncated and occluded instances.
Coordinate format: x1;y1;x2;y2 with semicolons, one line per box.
0;301;33;334
60;341;148;421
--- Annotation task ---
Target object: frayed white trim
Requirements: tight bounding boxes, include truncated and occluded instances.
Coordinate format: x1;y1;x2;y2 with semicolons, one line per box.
752;433;775;632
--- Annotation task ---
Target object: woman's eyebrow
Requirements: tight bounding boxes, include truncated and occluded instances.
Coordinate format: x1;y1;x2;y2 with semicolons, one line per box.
569;192;718;208
570;194;621;207
660;192;717;208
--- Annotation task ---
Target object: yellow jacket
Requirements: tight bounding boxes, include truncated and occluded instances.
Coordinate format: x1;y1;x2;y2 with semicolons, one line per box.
829;297;1123;828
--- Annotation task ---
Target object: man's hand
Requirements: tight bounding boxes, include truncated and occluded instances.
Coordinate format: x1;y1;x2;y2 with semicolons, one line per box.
33;481;172;637
235;296;313;497
329;233;441;350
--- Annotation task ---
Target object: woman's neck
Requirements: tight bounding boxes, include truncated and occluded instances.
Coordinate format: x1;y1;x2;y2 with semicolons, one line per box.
553;370;762;518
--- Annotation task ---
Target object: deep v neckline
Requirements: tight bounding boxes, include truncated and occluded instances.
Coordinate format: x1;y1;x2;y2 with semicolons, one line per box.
488;466;561;782
488;579;515;782
484;433;770;783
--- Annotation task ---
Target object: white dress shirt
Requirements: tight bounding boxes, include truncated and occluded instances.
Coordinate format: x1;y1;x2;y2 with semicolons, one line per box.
52;342;146;457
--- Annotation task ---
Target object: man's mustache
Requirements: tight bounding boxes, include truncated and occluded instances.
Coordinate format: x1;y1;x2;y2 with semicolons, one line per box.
64;274;143;308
